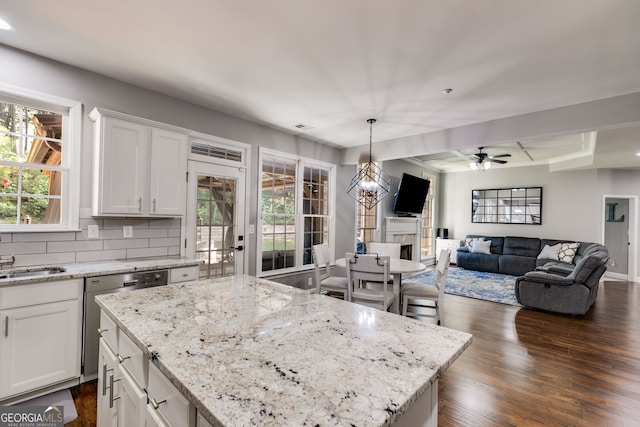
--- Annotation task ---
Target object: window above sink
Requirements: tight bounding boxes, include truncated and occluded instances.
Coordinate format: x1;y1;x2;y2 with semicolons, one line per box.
0;83;81;232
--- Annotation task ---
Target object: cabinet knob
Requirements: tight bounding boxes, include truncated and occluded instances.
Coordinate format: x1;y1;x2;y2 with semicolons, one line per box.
150;397;167;410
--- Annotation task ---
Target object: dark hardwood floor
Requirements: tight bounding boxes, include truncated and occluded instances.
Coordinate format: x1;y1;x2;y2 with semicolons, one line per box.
438;279;640;427
66;279;640;426
67;380;96;426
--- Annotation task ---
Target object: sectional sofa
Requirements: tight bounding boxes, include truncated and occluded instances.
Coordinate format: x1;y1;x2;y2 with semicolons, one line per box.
456;235;609;315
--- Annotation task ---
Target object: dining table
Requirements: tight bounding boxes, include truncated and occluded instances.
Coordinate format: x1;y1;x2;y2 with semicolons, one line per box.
335;255;427;314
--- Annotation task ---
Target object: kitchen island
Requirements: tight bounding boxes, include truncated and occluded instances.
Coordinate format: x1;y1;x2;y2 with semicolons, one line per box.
96;274;472;426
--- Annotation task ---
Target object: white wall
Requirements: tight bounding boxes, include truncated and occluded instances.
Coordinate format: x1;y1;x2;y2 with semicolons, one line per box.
440;165;640;280
0;45;356;276
440;165;599;241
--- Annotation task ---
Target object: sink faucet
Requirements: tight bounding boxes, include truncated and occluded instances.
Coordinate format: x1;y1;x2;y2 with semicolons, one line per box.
0;255;15;269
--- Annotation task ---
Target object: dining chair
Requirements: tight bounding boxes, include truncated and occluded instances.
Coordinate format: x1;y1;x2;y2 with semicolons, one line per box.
401;249;451;324
367;242;401;258
312;243;349;299
366;242;401;285
345;253;394;311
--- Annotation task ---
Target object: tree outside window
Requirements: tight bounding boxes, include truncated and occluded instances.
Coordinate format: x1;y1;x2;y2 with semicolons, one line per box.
0;101;64;225
259;151;335;275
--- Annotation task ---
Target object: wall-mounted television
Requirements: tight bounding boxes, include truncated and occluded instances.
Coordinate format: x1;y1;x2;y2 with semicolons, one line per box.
392;173;430;216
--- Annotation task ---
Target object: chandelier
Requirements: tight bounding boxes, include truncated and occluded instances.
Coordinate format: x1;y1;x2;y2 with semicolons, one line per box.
347;119;391;210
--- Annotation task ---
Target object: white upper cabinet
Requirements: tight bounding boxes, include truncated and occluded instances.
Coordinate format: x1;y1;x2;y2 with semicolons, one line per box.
90;108;187;217
149;128;188;216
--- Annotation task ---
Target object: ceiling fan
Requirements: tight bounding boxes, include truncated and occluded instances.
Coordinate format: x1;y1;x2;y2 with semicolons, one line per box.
469;147;511;170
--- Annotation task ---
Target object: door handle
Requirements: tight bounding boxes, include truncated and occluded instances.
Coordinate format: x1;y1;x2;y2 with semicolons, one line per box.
108;374;120;408
102;363;114;396
234;245;244;251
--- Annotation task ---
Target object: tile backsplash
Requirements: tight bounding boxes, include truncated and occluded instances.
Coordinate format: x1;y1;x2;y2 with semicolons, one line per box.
0;217;181;268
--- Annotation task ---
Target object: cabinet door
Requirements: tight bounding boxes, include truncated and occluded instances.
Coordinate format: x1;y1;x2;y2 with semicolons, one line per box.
98;117;149;215
0;299;81;399
149;128;187;216
118;366;147;427
146;404;169;426
97;339;119;427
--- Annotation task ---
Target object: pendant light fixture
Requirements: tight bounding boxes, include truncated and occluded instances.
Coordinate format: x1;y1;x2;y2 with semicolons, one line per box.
347;118;391;210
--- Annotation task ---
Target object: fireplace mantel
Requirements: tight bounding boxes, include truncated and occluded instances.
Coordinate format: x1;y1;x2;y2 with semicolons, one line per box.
384;217;421;261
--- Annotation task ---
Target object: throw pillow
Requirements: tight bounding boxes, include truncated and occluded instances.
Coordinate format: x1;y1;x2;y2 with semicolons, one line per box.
466;237;486;249
471;239;492;254
558;242;580;264
537;243;561;260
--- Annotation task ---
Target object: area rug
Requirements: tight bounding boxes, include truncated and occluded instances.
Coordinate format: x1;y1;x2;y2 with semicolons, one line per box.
11;388;78;424
403;268;521;306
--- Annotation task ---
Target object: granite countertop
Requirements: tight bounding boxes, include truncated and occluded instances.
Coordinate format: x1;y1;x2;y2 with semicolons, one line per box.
96;274;472;426
0;257;202;287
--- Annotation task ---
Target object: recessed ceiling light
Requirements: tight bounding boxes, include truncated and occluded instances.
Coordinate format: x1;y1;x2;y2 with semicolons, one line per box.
442;88;453;94
636;152;640;156
0;17;12;30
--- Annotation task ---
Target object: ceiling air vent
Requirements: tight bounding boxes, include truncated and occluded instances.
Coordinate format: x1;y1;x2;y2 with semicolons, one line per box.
294;123;314;131
191;142;242;162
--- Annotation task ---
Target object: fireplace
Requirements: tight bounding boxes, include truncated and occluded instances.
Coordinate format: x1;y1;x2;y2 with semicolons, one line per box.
400;244;412;260
384;217;421;261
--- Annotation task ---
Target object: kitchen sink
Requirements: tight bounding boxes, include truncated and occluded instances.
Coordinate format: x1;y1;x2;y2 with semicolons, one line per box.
0;267;66;280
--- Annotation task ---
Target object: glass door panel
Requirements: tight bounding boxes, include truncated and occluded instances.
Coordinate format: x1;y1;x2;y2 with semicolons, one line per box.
187;162;245;279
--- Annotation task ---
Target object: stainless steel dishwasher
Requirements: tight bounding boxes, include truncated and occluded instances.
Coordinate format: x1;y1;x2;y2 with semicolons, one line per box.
82;269;169;379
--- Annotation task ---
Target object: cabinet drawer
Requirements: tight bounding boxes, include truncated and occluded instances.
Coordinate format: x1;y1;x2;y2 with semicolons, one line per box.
99;310;119;354
0;279;82;309
170;266;199;283
148;362;190;427
118;331;147;389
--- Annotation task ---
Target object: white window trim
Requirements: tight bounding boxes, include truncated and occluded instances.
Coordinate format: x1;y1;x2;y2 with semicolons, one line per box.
0;83;81;232
257;147;336;277
187;130;251;168
421;171;437;261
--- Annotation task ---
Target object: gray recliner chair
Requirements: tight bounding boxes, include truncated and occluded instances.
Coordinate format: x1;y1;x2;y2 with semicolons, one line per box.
514;249;609;315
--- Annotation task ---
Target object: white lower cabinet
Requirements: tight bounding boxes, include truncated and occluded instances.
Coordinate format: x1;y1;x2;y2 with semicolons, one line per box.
146;404;169;426
197;413;213;427
97;338;119;427
119;366;147;427
0;279;82;401
97;310;148;427
169;266;199;284
98;309;195;427
435;238;462;264
147;363;192;426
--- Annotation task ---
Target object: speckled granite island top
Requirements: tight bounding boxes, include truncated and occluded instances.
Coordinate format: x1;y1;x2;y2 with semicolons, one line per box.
96;274;472;426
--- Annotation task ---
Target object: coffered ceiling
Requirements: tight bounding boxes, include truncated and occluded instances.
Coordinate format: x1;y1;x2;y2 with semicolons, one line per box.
1;0;640;168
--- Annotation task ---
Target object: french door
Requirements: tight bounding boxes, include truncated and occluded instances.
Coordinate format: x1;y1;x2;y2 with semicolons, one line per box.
186;161;246;278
